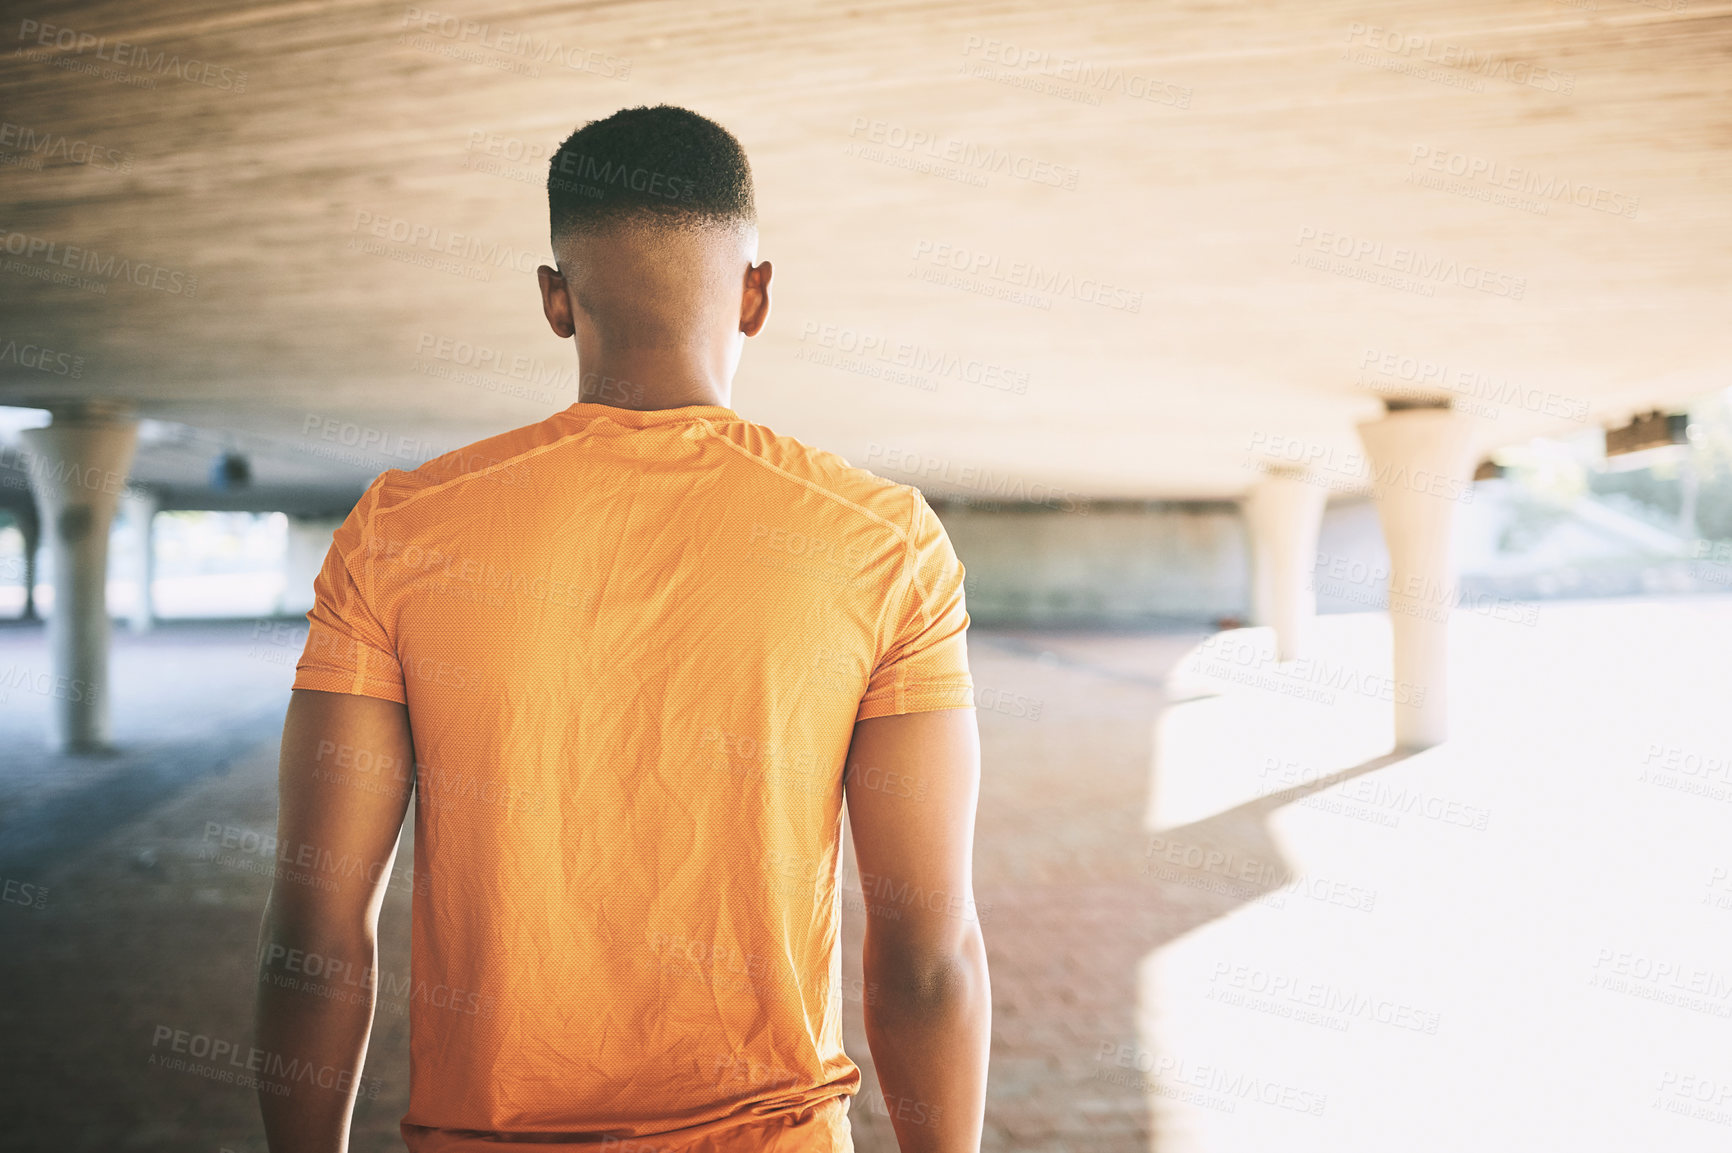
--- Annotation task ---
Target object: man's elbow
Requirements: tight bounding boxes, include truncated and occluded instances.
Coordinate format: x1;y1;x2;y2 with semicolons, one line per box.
258;892;376;969
864;922;989;1012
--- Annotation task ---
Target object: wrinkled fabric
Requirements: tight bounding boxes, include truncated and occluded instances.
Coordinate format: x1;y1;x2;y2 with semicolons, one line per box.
292;401;974;1151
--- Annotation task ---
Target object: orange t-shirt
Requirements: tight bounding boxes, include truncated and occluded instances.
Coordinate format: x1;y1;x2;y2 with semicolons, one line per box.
292;401;975;1152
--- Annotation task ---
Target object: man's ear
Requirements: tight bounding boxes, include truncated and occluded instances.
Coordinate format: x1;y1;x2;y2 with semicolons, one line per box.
740;260;772;338
538;264;575;338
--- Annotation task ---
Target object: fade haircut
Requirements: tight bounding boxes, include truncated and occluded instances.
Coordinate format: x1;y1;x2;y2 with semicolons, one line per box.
547;105;756;246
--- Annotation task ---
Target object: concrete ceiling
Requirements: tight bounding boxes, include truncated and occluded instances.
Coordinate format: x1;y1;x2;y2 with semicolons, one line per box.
2;0;1729;505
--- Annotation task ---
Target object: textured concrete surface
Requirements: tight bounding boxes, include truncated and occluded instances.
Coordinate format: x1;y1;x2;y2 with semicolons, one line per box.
3;1;1730;504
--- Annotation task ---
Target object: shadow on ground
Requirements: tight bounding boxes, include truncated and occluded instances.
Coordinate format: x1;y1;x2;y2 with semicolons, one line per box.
0;622;1416;1152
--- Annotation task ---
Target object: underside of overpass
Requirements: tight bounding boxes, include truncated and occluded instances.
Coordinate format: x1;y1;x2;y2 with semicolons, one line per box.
1;5;1730;1147
4;0;1729;750
1;1;1727;496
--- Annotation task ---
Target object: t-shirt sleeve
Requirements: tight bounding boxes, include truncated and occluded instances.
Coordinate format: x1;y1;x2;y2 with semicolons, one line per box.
855;489;975;722
292;478;408;704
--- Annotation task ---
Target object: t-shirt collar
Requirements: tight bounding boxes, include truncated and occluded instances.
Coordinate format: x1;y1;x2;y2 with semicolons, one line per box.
561;401;738;427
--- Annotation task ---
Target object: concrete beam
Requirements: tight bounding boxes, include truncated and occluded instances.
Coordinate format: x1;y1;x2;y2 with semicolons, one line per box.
150;486;362;518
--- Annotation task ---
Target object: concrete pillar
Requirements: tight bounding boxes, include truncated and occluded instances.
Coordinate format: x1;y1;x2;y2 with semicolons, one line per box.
279;516;341;617
1244;469;1328;661
18;407;140;752
23;512;40;619
1355;407;1478;750
11;503;41;620
120;487;157;632
1679;454;1699;536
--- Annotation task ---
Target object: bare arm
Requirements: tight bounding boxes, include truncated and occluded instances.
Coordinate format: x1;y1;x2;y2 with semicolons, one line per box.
255;689;415;1152
845;708;990;1152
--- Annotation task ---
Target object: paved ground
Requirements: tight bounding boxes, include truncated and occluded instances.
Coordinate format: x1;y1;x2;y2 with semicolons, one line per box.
0;617;1202;1152
1137;597;1732;1152
2;598;1729;1150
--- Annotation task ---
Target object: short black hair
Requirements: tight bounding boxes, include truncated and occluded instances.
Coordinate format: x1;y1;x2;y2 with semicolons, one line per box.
547;105;755;245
